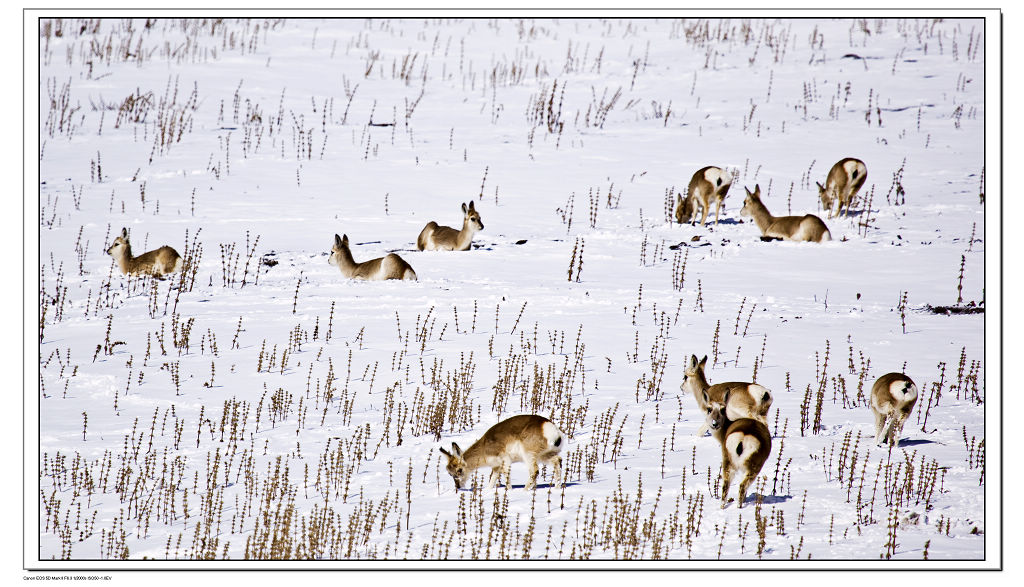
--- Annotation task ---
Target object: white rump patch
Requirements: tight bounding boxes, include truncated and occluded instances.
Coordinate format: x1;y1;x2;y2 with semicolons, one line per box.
704;167;733;187
541;421;565;451
725;432;759;464
891;380;918;402
843;159;865;179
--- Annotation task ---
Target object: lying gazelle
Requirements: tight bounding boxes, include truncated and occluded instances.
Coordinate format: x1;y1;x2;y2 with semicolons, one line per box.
439;414;564;491
106;227;183;277
675;166;734;226
329;233;417;281
739;185;832;243
705;397;772;509
417;200;484;251
817;157;867;219
870;372;918;446
680;354;773;436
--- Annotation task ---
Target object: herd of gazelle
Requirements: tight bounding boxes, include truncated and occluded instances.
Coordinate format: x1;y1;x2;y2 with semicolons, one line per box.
105;157;862;279
105;156;918;504
675;158;867;244
438;359;915;506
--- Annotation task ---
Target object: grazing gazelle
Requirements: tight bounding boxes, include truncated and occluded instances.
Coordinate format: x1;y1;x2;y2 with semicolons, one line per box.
870;372;918;446
680;354;773;436
329;233;417;281
675;166;733;226
438;414;564;490
417;200;484;251
817;157;867;219
705;397;772;508
106;227;183;277
740;185;832;243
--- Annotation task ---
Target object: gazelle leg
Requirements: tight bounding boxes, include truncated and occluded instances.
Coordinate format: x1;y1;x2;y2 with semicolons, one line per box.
873;410;888;445
737;473;753;508
720;466;733;508
550;456;563;488
525;459;539;490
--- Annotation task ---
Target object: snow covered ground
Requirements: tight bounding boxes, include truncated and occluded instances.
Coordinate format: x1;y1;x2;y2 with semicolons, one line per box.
28;14;999;570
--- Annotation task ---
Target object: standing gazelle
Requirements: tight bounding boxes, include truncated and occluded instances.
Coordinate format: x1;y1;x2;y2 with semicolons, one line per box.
740;185;832;243
681;354;773;436
417;201;484;251
870;372;918;446
329;234;417;281
675;166;733;226
817;157;867;219
438;414;564;490
705;397;772;508
106;227;183;277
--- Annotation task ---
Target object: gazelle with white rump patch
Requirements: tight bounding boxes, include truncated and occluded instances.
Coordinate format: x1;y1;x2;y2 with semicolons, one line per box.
705;397;772;508
417;200;484;251
106;227;183;277
680;354;773;436
675;166;733;226
740;185;832;243
438;414;564;490
329;233;417;281
870;372;918;446
817;157;867;219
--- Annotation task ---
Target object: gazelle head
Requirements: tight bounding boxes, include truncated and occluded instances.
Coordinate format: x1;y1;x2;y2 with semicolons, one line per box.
681;354;708;392
328;233;349;267
815;181;831;208
462;201;484;231
739;185;762;218
683;354;707;382
438;442;469;490
705;399;728;432
106;227;131;258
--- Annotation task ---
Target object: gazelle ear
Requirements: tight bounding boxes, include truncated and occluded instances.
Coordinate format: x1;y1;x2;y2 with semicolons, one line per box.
754;184;761;196
468;200;476;211
462;202;469;214
724;390;731;404
451;442;463;458
816;181;825;190
688;354;697;368
121;227;128;238
699;355;708;369
439;447;451;458
702;391;710;404
342;234;349;246
334;234;343;247
677;193;683;203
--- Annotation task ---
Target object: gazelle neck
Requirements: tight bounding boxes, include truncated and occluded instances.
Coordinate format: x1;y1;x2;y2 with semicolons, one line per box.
746;198;776;233
458;218;479;248
336;247;360;275
113;244;134;272
461;440;490;469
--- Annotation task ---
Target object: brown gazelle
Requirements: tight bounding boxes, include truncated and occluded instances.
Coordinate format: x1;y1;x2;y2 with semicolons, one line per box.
417;200;484;251
870;372;918;446
675;166;734;226
817;157;867;218
740;185;832;243
329;234;417;281
705;398;772;508
680;354;773;436
106;227;183;277
438;414;564;490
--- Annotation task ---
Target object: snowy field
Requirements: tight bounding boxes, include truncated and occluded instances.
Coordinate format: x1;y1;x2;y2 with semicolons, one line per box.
28;15;999;570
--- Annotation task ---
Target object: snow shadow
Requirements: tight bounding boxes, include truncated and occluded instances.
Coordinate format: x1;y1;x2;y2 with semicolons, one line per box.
755;493;792;506
897;438;936;448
